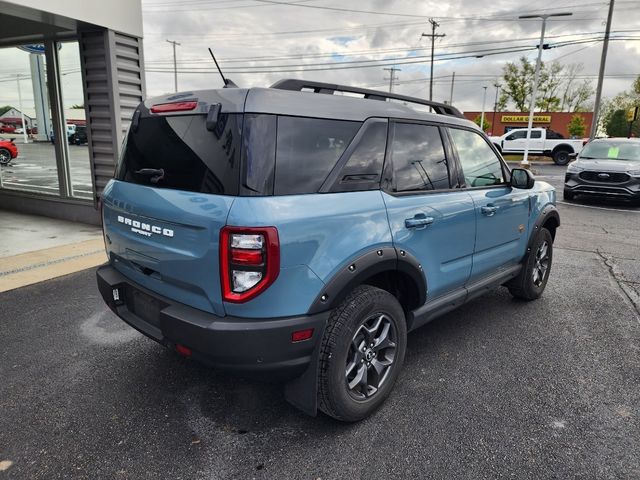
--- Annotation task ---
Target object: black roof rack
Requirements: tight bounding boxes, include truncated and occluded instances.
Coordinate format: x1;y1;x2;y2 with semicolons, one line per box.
270;79;464;118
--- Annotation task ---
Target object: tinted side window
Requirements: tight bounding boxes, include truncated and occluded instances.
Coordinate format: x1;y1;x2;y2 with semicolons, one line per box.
331;121;387;192
530;130;542;139
390;123;449;192
506;130;526;140
449;128;505;187
117;112;242;195
242;114;276;195
275;116;361;195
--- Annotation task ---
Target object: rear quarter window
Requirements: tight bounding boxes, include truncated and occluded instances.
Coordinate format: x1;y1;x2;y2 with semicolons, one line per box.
274;116;361;195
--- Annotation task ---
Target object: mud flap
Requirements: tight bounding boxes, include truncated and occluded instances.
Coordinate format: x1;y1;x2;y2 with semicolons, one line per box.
283;322;326;416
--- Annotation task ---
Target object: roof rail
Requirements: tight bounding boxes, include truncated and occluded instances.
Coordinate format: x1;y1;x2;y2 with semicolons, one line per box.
270;79;464;118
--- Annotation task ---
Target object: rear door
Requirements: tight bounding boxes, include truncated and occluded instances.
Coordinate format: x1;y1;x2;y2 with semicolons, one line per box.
102;96;245;316
447;127;531;282
382;121;475;300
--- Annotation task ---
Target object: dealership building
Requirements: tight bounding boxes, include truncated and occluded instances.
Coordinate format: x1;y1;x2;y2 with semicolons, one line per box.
0;0;144;224
463;111;594;138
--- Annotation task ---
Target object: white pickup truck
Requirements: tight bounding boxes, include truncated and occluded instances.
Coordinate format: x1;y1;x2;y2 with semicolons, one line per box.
489;128;584;165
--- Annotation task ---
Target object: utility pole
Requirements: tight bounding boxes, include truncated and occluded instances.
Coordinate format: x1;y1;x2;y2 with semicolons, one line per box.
491;82;501;136
449;72;456;105
166;39;181;93
422;19;445;102
480;86;488;133
590;0;615;140
519;12;572;167
383;66;401;93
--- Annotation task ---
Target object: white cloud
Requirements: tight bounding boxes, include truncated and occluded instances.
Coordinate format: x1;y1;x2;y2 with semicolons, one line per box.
141;0;640;111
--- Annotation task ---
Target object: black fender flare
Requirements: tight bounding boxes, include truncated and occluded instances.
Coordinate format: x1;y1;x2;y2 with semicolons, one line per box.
527;204;560;251
306;247;427;315
285;247;427;416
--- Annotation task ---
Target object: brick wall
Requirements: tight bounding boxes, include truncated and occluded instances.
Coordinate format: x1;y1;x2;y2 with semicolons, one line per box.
464;111;594;138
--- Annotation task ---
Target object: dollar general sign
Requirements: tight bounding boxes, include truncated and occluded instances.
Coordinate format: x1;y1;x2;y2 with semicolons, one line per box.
501;115;552;123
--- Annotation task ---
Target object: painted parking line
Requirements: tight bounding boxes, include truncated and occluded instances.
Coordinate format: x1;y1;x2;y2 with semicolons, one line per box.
557;200;640;213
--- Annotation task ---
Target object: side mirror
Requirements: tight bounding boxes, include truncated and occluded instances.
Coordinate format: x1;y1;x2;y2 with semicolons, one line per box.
511;168;535;189
569;152;578;159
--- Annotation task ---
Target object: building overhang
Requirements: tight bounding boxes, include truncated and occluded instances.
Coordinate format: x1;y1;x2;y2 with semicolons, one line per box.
0;0;142;46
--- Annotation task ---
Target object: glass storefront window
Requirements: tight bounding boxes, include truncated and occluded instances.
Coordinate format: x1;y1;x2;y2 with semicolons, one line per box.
0;41;93;200
59;41;92;199
0;45;59;195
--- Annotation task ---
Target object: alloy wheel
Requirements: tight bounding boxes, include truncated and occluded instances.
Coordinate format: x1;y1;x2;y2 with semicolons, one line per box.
345;313;397;400
532;240;550;287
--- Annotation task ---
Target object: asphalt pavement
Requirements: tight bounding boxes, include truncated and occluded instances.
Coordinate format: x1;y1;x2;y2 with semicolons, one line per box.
1;164;639;479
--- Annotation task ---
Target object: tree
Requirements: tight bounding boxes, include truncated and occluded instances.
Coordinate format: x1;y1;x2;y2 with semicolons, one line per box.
560;63;594;112
473;115;491;132
500;57;594;112
600;75;640;136
606;110;630;137
567;114;586;138
500;56;535;112
0;105;12;116
536;61;563;112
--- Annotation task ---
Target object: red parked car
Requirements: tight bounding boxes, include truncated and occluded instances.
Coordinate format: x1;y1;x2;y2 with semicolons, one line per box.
0;124;16;134
0;138;18;165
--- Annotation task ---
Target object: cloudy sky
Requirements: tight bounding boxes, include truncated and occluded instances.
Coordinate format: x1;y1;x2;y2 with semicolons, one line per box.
139;0;640;112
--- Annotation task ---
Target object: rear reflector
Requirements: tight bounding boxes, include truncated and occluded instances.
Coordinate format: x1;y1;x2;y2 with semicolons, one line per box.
150;101;198;114
292;328;314;343
231;248;263;265
176;344;192;357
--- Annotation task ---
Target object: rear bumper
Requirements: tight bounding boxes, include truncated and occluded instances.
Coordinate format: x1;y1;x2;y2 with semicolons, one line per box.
96;264;328;380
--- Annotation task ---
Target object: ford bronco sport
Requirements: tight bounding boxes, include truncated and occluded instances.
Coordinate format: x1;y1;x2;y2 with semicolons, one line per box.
97;80;559;422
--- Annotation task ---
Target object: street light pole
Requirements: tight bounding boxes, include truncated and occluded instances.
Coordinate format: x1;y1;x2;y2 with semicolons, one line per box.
491;82;501;136
519;12;572;167
480;86;488;133
16;74;28;144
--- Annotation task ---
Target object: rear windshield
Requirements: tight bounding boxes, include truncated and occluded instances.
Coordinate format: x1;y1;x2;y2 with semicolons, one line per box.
117;111;361;196
117;112;242;195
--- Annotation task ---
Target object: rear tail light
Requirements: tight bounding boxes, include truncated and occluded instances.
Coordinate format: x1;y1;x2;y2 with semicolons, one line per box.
150;101;198;114
220;226;280;303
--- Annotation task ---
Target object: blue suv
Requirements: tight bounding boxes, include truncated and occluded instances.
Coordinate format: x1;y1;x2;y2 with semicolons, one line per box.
97;80;559;421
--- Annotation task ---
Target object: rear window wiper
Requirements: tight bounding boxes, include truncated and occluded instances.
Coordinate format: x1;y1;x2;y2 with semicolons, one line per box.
135;168;165;183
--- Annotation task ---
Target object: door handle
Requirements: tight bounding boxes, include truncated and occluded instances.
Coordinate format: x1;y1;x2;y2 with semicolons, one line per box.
481;205;499;217
405;216;434;229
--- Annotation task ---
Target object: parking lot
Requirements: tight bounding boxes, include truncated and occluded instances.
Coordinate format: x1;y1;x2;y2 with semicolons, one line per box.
0;140;93;199
1;164;639;479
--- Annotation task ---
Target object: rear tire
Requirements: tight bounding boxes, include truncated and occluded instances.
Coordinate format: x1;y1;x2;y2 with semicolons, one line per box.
563;189;575;201
317;285;407;422
553;149;571;165
508;228;553;301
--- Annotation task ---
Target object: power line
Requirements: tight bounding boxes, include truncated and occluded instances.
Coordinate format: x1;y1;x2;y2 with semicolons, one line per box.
142;36;639;74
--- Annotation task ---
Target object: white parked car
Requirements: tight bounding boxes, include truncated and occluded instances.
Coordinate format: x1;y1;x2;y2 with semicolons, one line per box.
489;128;584;165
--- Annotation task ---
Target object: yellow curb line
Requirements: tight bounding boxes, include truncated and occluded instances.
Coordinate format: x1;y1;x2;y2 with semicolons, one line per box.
0;239;107;293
